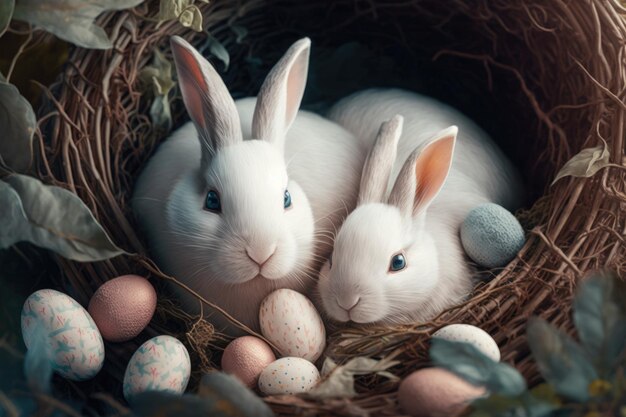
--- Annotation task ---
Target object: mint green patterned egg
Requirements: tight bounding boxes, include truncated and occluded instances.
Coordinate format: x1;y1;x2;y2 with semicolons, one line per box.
21;289;104;381
123;335;191;403
461;203;526;268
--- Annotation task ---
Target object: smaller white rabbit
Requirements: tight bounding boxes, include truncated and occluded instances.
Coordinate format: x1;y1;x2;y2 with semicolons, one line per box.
318;90;522;324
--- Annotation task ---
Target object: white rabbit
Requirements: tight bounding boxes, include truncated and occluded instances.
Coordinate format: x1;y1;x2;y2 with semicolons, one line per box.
318;89;523;324
132;36;367;334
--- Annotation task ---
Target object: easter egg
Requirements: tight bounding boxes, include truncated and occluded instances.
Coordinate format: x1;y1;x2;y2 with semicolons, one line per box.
21;289;104;381
221;336;276;388
259;289;326;361
398;368;486;417
460;203;525;268
123;335;191;403
433;324;500;362
258;357;321;395
88;275;157;343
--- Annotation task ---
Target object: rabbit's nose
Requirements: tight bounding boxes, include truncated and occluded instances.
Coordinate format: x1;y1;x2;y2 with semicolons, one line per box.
246;243;277;267
337;295;361;312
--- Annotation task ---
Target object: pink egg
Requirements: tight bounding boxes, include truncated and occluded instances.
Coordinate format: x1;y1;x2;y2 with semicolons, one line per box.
398;368;486;417
221;336;276;388
88;275;157;343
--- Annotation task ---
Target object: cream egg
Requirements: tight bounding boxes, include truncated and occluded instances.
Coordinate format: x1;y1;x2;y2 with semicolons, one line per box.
258;357;321;395
259;289;326;362
432;324;500;361
221;336;276;388
21;289;104;381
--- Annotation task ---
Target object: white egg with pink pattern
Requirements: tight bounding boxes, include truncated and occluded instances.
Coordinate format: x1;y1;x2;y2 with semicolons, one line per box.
259;289;326;362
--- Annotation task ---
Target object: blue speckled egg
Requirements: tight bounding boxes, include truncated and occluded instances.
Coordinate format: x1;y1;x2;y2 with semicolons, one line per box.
460;203;525;268
123;335;191;403
21;289;104;381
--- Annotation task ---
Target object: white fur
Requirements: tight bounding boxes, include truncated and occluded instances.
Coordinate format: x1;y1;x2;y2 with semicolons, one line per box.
133;38;367;334
318;89;523;325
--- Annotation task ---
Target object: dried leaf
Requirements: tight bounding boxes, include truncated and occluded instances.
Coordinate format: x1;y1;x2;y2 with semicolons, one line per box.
139;50;175;130
307;356;399;399
0;0;14;36
158;0;188;22
430;338;527;396
0;79;36;173
551;144;611;185
0;174;125;261
204;36;230;70
23;322;53;393
13;0;145;49
178;5;202;32
231;25;248;43
527;317;597;401
573;273;626;375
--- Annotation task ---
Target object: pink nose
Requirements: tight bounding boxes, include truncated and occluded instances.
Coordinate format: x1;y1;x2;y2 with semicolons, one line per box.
246;243;277;267
337;295;361;312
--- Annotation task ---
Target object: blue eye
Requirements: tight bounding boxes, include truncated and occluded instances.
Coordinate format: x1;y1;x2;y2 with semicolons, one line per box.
205;190;221;212
284;189;292;209
389;253;406;272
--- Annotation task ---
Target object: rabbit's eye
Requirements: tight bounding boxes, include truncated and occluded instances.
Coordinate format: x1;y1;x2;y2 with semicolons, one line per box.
389;253;406;272
284;189;292;209
205;190;221;212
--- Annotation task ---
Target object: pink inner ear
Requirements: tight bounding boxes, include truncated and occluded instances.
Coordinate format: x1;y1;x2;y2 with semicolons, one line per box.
284;51;308;126
413;136;455;211
174;46;208;130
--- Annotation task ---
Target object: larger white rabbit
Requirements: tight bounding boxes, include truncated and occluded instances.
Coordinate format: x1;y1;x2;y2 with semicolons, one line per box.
318;89;523;324
132;37;367;333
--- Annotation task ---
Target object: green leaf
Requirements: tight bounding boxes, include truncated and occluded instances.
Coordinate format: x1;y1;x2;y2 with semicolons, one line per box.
231;25;248;43
0;0;14;36
23;322;53;394
178;5;202;32
0;79;36;173
197;372;275;417
158;0;188;22
307;356;400;399
204;36;229;70
527;317;598;401
574;273;626;375
139;50;175;130
13;0;145;49
0;174;124;261
430;338;527;396
551;143;611;185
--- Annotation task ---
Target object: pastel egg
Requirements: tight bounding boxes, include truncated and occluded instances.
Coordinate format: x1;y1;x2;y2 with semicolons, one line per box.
433;324;500;362
398;368;486;417
258;357;321;395
123;335;191;403
259;289;326;361
88;275;157;343
461;203;526;268
21;289;104;381
221;336;276;388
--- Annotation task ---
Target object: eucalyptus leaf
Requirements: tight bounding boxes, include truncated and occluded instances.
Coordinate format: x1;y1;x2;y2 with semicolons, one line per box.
0;0;14;36
307;356;400;399
231;25;248;43
23;322;53;394
430;338;527;396
573;274;626;375
178;5;202;32
551;143;611;185
13;0;145;49
0;80;36;173
527;317;598;401
0;174;124;261
203;36;230;70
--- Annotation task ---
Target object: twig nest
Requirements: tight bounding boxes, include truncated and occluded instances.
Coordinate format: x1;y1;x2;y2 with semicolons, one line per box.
258;357;321;395
88;275;157;343
398;368;486;417
433;324;501;361
460;203;526;268
221;336;277;388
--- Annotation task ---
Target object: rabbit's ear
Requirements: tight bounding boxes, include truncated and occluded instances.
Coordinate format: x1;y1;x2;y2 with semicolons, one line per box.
170;36;242;167
252;38;310;152
388;126;457;217
358;115;403;206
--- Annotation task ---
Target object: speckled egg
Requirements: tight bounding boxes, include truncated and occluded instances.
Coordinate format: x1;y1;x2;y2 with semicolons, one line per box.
123;335;191;403
259;289;326;361
398;367;486;417
221;336;277;388
88;275;157;343
433;324;500;362
21;289;104;381
461;203;526;268
258;357;321;395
